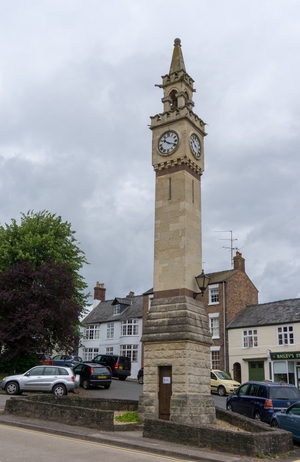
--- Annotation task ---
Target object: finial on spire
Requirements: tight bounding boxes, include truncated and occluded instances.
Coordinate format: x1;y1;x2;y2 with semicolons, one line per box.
169;38;186;74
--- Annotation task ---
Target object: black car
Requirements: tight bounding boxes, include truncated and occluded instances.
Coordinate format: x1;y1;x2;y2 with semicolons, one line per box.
92;354;131;380
73;363;112;389
137;367;143;384
226;381;300;423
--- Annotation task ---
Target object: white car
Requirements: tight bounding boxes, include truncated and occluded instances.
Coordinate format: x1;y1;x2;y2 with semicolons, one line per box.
1;365;80;396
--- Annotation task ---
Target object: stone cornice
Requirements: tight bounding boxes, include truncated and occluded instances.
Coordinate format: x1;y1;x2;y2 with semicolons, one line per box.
153;155;203;176
150;107;206;133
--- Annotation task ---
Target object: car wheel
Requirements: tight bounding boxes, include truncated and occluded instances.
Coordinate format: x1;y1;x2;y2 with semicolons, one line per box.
226;403;232;412
5;381;19;395
138;376;143;385
52;384;67;396
119;377;126;381
254;411;261;421
218;385;226;396
82;380;90;390
104;384;110;389
271;419;279;428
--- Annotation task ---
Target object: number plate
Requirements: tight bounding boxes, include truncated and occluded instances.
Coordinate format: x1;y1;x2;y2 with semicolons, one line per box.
119;365;123;370
97;375;106;379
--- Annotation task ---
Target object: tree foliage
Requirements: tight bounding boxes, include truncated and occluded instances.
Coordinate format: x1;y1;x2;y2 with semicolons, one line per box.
0;261;82;361
0;211;89;366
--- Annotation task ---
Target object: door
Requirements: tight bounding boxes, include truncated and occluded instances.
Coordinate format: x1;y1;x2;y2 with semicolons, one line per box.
233;362;241;383
22;366;45;390
158;366;172;420
248;361;264;381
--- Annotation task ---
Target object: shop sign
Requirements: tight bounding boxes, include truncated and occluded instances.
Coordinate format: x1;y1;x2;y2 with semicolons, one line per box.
270;352;300;360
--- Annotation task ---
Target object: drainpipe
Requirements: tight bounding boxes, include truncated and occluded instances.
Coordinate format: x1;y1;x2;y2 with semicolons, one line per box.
223;281;227;372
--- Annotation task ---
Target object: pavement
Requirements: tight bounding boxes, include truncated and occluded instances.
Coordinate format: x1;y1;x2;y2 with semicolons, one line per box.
1;411;300;462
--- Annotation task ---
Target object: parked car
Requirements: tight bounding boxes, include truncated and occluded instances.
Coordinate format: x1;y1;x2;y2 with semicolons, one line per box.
36;353;53;365
211;370;240;396
92;354;131;380
73;363;112;389
0;365;80;396
137;367;144;384
226;381;300;423
271;401;300;442
51;354;82;367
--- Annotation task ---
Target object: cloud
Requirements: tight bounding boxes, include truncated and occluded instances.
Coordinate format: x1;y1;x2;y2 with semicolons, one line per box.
0;0;300;304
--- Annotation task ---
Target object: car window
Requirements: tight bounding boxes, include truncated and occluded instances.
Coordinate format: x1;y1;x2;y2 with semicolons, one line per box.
73;365;84;373
211;372;216;380
58;368;69;375
28;367;45;376
288;403;300;415
257;386;265;397
92;366;109;374
43;367;60;376
270;387;300;400
248;384;261;396
238;384;249;396
215;371;231;380
52;355;62;360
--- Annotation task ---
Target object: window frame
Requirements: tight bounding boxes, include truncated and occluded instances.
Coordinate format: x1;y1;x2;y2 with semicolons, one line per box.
277;325;294;346
85;324;100;340
208;284;219;305
242;329;258;348
106;322;114;340
120;344;138;362
208;313;220;339
82;348;99;362
121;319;139;336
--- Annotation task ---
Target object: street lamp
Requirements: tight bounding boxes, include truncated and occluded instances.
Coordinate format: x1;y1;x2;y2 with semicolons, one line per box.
193;270;210;298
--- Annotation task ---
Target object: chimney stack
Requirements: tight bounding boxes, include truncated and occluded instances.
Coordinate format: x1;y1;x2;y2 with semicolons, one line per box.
233;252;245;273
94;282;106;301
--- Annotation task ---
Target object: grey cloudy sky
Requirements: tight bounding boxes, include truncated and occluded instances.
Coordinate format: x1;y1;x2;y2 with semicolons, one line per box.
1;0;299;305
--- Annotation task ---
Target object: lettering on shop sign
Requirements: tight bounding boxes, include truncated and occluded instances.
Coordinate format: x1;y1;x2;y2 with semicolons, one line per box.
270;352;300;360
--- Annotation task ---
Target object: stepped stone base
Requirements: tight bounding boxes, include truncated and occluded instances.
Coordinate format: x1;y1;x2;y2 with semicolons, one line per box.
138;295;216;425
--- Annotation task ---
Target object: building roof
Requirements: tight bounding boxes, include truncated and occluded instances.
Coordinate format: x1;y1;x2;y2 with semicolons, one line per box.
82;294;143;325
227;298;300;329
206;269;239;284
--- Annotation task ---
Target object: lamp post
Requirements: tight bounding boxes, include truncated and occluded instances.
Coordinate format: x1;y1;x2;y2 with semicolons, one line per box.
193;270;209;298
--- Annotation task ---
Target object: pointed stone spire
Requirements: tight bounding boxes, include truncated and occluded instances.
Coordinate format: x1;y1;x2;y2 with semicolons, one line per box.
169;38;186;74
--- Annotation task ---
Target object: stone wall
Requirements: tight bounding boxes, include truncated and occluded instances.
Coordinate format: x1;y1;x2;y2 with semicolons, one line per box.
4;396;138;431
143;408;293;458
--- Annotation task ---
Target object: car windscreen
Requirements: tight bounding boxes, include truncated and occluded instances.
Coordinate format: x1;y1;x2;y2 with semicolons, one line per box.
92;366;109;374
215;371;231;380
270;387;300;400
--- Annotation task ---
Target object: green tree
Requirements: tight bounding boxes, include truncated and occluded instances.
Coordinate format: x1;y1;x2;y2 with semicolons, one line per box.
0;211;89;367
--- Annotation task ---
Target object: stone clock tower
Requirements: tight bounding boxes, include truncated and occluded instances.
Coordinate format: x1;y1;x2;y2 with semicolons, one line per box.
138;39;216;425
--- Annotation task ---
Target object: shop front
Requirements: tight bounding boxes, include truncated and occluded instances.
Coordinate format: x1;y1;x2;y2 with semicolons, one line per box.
269;351;300;388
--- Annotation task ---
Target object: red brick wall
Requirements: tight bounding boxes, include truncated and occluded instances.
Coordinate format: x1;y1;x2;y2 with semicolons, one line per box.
203;272;258;372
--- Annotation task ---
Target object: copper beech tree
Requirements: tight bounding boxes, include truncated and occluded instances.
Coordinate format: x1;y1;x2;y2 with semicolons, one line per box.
0;211;89;367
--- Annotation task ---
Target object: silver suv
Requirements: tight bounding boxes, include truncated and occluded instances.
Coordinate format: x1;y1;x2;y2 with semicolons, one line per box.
1;365;80;396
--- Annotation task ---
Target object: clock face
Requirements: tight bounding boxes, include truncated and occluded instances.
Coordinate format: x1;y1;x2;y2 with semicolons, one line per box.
158;131;179;155
190;133;201;159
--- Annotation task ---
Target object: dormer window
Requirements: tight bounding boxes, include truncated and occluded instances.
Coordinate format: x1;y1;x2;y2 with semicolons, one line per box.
113;304;120;315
